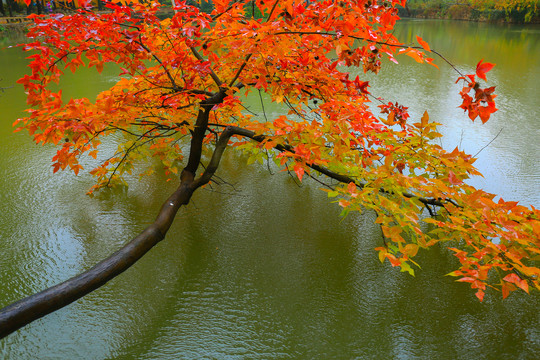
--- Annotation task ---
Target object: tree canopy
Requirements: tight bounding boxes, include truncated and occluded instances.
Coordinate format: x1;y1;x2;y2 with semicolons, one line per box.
2;0;539;338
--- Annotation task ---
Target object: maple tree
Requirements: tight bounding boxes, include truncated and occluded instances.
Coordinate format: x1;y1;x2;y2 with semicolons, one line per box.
1;0;539;338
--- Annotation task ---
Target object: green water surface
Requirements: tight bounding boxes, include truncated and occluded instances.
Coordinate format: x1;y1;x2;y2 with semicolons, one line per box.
0;19;539;359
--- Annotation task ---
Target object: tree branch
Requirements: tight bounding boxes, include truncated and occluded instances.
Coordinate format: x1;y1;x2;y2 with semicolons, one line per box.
229;53;253;88
225;126;447;207
0;87;232;339
270;31;466;77
189;46;223;88
183;90;228;176
192;126;238;189
227;0;286;88
135;36;180;91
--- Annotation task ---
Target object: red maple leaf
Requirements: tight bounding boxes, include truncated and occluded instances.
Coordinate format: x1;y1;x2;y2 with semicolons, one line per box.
476;59;495;81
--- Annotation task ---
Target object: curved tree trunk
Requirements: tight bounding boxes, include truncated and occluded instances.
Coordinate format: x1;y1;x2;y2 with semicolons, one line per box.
0;95;226;338
0;86;233;338
0;116;448;338
0;82;449;338
0;172;196;338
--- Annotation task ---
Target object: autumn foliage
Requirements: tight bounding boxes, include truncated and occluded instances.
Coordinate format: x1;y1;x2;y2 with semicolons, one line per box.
14;0;540;302
469;0;539;20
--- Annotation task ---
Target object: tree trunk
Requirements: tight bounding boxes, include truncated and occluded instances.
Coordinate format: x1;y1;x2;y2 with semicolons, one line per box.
7;0;13;17
0;173;197;339
0;93;226;339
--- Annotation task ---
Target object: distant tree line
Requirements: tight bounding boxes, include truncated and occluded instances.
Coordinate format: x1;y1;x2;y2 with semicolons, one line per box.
404;0;539;22
0;0;108;17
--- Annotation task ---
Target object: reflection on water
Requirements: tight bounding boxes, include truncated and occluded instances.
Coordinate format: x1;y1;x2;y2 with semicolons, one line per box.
1;19;539;359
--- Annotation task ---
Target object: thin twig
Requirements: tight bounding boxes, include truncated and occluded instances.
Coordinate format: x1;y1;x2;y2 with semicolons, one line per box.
189;47;223;87
473;128;503;158
270;31;467;77
258;89;269;122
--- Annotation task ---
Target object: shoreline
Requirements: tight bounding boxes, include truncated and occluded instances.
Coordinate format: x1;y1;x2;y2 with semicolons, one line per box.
398;5;540;24
1;6;538;40
0;22;29;43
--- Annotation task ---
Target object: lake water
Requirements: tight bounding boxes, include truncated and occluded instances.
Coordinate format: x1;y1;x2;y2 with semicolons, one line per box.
1;18;539;359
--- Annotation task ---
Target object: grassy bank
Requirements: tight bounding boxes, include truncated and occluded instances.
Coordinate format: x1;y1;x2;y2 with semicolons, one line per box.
401;0;540;23
0;25;29;48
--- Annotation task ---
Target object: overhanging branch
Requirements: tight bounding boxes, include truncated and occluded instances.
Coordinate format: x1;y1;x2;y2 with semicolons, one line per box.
226;126;447;208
